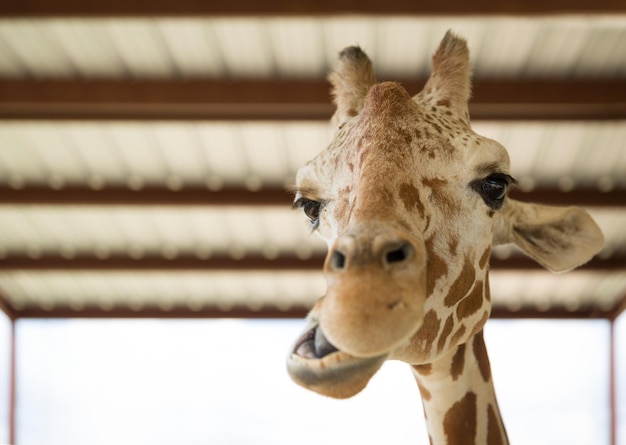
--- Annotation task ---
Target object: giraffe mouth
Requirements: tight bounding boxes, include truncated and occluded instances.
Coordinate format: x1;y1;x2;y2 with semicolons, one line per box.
293;324;339;359
288;322;388;399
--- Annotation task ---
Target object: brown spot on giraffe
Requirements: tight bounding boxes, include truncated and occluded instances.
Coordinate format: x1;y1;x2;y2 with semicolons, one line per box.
443;392;477;444
398;182;424;217
417;379;432;401
448;236;459;256
450;324;467;347
419;137;456;160
422;176;448;191
437;315;454;354
444;259;476;307
470;311;490;338
423;176;459;218
414;310;441;357
456;281;485;320
473;331;491;382
413;363;432;376
479;246;491;270
450;343;465;381
488;403;507;445
425;237;448;297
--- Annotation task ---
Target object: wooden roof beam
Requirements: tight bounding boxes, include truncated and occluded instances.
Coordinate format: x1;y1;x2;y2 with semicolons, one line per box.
0;253;622;271
1;79;624;121
0;186;623;207
1;0;625;17
8;304;619;320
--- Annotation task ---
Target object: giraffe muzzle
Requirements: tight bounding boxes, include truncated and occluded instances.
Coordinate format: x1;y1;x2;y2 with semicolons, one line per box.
319;228;427;358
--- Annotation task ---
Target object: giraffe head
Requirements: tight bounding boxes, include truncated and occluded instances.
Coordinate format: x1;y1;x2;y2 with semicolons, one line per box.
287;31;603;399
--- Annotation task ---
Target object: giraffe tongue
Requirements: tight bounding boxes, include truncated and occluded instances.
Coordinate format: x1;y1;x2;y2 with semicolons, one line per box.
314;326;339;358
295;326;338;359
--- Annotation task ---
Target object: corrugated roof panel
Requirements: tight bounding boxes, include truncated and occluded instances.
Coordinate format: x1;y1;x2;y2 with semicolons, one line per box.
0;207;41;256
0;207;620;262
589;209;626;258
322;17;378;66
104;19;178;78
0;123;49;186
572;24;626;78
106;123;170;186
281;122;332;174
0;20;74;77
64;122;130;187
0;270;622;314
531;123;587;188
374;18;431;79
490;272;626;312
0;120;624;190
268;18;326;78
0;17;624;79
573;123;625;188
472;19;539;78
0;206;325;257
196;123;249;187
0;271;326;310
522;18;590;78
152;123;208;187
0;31;24;76
44;19;126;77
212;19;276;77
15;122;89;187
240;123;290;186
473;121;626;189
156;19;227;78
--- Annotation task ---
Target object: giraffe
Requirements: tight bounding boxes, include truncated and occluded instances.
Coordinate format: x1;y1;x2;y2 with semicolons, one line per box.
286;31;604;444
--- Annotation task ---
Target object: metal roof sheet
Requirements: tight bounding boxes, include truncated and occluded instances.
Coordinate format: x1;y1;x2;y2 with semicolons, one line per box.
0;16;624;79
0;15;623;319
0;120;624;190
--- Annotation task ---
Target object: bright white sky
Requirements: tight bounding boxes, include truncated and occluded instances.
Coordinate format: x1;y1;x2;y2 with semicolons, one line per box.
0;315;623;445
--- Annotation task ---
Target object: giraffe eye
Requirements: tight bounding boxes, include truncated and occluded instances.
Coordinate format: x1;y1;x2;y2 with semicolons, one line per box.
473;174;513;210
295;198;323;229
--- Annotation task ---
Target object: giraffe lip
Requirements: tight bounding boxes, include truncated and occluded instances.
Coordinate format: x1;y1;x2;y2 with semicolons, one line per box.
294;325;339;359
288;332;389;398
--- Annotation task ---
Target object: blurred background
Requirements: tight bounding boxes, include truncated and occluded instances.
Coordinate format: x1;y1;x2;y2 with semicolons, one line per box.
0;1;624;444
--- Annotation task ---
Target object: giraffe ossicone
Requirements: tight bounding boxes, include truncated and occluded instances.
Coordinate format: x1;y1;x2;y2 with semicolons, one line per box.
287;31;604;444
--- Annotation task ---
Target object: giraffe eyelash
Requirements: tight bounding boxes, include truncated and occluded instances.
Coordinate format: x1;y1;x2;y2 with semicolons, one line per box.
294;197;324;231
471;173;515;210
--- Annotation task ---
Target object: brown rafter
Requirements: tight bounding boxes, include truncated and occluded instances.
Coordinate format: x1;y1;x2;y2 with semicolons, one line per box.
1;0;625;16
0;186;294;206
0;253;622;271
7;303;618;320
0;186;623;207
1;79;624;121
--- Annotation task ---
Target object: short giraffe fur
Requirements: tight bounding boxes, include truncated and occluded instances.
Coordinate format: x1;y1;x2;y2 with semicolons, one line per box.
287;31;604;444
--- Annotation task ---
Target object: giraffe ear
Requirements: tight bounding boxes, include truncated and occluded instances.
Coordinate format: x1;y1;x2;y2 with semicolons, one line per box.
328;46;377;130
493;199;604;273
416;30;471;124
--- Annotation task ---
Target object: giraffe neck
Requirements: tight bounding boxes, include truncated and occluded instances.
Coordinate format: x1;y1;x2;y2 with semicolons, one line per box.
412;331;509;445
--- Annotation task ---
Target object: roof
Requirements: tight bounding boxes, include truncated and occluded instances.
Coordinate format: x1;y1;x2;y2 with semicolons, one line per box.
0;3;625;320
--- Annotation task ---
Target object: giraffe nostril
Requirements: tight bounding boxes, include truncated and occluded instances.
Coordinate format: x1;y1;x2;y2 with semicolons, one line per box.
385;242;413;265
330;250;347;270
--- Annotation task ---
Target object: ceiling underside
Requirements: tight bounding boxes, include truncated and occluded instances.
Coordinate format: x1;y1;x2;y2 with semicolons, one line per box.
0;1;625;320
